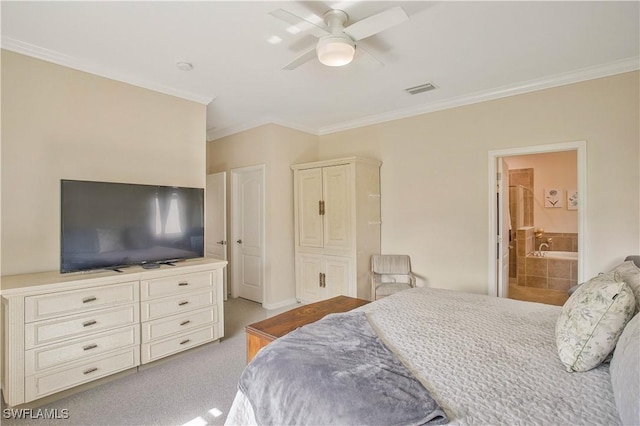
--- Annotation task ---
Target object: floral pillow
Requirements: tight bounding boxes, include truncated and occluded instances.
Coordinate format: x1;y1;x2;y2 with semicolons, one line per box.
555;273;636;372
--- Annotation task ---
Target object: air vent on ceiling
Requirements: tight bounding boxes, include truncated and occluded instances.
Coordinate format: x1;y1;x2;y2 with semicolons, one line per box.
405;82;436;95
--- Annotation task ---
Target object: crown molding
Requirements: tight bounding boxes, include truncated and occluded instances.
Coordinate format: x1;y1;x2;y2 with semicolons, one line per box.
316;56;640;135
2;37;214;105
5;35;636;137
207;116;318;141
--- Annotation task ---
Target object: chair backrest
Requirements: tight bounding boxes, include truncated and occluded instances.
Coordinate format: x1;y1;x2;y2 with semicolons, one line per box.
371;254;412;274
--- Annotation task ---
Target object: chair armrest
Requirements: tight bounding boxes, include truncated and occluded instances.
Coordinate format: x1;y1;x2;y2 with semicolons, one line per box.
408;272;416;287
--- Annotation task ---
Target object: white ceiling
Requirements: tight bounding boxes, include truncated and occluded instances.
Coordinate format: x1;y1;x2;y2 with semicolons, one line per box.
2;1;639;140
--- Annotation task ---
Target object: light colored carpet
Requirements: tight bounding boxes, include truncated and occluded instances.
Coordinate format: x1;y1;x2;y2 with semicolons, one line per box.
1;297;296;426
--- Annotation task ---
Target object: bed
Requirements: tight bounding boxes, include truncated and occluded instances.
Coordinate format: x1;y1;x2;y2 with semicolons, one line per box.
226;259;640;425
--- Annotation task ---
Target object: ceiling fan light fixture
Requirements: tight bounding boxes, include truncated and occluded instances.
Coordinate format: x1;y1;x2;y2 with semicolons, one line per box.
316;36;355;67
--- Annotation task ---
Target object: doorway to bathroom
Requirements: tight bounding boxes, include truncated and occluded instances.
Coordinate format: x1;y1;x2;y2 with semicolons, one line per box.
488;141;586;305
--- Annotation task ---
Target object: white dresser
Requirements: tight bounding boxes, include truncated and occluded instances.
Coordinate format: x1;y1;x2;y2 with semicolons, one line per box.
1;258;226;406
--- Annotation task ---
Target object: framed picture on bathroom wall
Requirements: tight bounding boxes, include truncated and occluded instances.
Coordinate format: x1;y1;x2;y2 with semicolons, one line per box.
567;189;578;210
544;188;563;208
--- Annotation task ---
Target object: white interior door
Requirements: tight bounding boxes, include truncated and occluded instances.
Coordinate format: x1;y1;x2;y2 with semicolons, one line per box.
231;165;264;303
206;172;227;300
497;158;510;298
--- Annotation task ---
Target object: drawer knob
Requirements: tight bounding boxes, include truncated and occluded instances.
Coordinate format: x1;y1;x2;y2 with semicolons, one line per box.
178;301;189;306
83;344;98;351
82;320;97;327
83;367;98;375
178;282;189;286
180;320;191;326
82;296;97;303
180;339;191;345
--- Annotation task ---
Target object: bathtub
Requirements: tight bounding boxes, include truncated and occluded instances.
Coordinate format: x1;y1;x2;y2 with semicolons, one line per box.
529;251;578;260
544;251;578;260
522;251;578;291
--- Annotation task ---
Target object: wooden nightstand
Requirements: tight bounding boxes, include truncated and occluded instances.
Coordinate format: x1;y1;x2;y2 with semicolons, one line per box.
245;296;370;362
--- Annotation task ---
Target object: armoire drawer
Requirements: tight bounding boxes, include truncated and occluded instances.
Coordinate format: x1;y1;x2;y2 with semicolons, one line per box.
25;325;139;375
141;306;217;342
141;272;213;300
25;304;139;349
25;347;140;402
141;325;216;364
140;289;214;322
25;281;138;323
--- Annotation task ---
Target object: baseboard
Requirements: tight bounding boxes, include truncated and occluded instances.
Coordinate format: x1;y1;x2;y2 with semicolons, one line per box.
262;298;298;311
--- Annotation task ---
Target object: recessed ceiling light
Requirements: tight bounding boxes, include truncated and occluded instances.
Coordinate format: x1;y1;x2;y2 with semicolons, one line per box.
267;35;283;45
286;25;301;34
176;62;194;71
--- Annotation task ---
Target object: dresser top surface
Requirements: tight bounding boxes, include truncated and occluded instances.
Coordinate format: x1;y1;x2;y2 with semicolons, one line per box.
1;257;227;296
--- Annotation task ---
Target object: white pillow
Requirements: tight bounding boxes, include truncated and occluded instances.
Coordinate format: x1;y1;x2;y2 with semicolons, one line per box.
610;313;640;426
555;274;636;372
610;260;640;315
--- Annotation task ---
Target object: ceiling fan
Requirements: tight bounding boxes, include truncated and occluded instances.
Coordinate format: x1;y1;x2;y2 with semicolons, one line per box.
270;6;409;70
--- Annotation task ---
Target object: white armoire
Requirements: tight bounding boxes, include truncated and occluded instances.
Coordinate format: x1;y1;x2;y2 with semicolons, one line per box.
291;157;381;303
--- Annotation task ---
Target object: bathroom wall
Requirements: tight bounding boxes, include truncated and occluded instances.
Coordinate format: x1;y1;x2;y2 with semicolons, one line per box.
505;151;578;233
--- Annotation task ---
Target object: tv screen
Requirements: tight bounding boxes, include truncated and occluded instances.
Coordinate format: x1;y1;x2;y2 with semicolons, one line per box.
61;180;204;273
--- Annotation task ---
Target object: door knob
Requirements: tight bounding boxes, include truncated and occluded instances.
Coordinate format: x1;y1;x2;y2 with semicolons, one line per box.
237;239;242;244
216;240;226;245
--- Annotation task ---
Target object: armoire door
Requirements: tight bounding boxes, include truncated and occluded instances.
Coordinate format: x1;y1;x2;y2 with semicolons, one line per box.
296;253;352;303
322;165;352;251
297;253;323;302
297;168;324;248
324;255;351;298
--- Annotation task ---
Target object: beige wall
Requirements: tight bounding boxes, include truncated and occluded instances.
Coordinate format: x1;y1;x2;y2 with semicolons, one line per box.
319;72;639;293
207;124;317;308
206;72;638;302
1;50;207;275
506;151;578;233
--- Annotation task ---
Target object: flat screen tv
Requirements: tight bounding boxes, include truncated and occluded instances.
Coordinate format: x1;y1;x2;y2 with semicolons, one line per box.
61;180;204;273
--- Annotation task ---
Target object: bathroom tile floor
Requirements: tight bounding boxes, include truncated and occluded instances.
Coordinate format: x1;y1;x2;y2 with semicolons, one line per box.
508;283;568;306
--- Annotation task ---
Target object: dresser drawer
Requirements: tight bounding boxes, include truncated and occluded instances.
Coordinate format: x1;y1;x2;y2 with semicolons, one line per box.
141;325;216;364
25;304;139;349
25;325;139;375
141;306;217;342
140;289;214;322
141;272;213;300
25;281;138;323
25;347;140;402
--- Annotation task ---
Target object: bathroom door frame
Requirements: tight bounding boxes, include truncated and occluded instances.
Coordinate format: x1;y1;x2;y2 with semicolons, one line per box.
487;140;587;298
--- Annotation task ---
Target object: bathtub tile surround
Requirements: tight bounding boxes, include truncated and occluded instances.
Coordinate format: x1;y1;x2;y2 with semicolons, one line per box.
536;232;578;252
516;227;578;292
524;254;578;291
516;227;536;286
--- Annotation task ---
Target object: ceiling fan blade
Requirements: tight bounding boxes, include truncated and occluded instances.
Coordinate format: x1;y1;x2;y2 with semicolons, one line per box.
343;6;408;41
283;48;317;70
269;9;329;38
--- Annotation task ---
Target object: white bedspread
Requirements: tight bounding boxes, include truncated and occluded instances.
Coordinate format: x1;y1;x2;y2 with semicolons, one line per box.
226;288;620;425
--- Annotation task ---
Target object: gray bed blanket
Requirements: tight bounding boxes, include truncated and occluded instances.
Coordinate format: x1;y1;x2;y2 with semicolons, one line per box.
238;311;448;425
